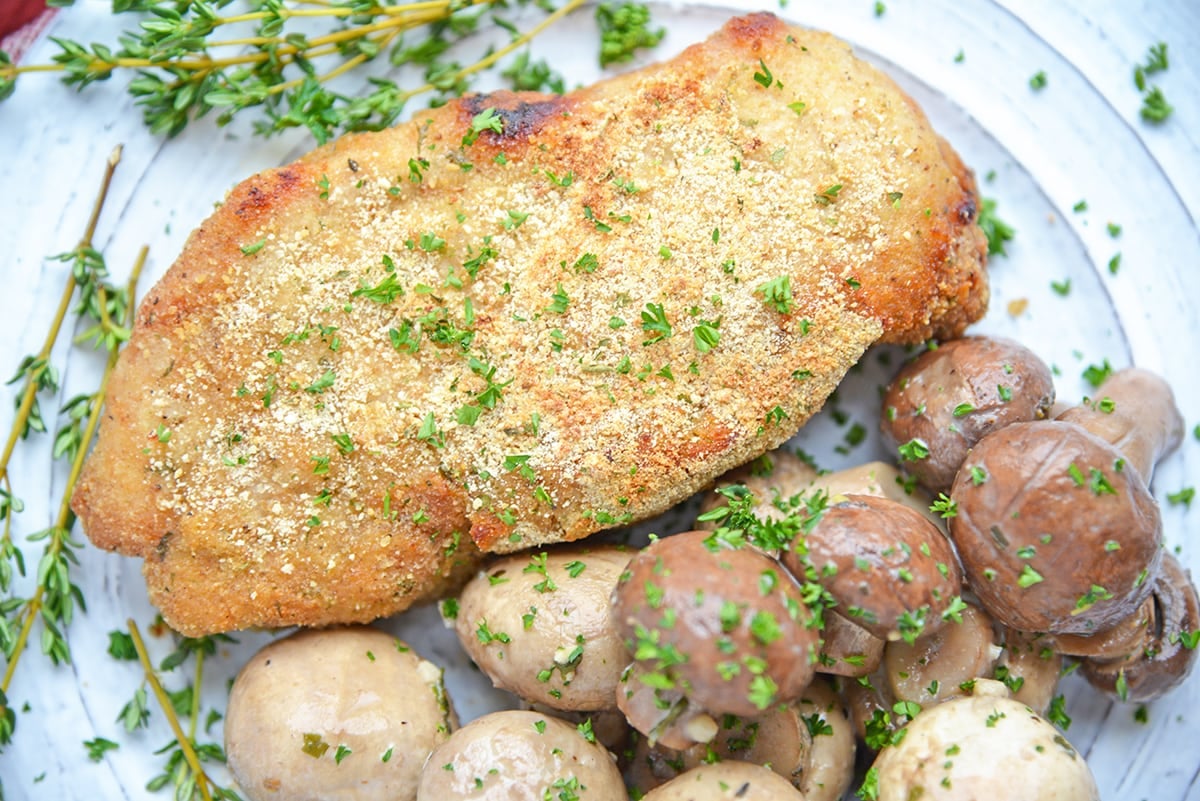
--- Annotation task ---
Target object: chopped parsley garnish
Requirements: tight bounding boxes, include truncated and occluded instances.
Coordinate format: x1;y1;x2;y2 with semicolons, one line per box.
1167;487;1195;508
595;2;665;68
978;197;1015;257
1029;70;1048;90
752;58;779;89
1082;359;1113;388
462;107;503;147
640;303;673;345
693;319;720;353
1140;87;1173;123
898;438;930;462
755;275;793;314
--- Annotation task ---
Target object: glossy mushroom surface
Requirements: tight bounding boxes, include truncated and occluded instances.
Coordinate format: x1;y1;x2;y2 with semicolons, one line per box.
949;421;1162;635
881;336;1055;493
613;529;819;719
782;494;962;643
870;679;1099;800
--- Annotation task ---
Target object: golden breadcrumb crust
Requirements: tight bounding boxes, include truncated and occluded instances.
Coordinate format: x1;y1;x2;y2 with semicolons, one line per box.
72;13;987;635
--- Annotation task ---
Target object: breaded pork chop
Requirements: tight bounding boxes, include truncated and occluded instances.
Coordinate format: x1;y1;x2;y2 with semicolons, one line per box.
72;13;988;635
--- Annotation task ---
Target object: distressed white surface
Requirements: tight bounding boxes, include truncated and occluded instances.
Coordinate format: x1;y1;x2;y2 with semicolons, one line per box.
0;1;1197;799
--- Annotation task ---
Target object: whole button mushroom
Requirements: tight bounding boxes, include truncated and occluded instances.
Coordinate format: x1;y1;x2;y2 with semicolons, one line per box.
224;627;454;801
880;336;1055;494
612;529;820;721
781;495;963;644
416;709;625;800
451;545;633;711
869;679;1100;800
1081;552;1200;703
949;420;1162;635
639;761;807;800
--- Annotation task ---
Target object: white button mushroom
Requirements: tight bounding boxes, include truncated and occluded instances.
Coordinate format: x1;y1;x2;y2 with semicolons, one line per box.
451;545;633;711
869;679;1099;800
416;709;625;800
224;626;455;801
639;760;807;800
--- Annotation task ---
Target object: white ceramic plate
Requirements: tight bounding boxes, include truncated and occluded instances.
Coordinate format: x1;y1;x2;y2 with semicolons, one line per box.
0;1;1197;798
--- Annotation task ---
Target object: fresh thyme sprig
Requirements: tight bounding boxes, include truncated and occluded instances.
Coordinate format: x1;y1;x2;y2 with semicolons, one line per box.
0;0;619;144
0;147;145;752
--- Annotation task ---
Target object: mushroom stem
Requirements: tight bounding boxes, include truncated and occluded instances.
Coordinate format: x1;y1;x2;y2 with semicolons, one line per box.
1057;368;1184;480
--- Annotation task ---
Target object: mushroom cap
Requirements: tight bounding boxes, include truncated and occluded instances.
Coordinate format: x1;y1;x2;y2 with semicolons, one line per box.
639;761;807;800
881;336;1055;493
453;545;633;711
416;710;624;801
1081;552;1200;703
949;420;1162;635
871;680;1099;801
783;494;963;643
613;529;819;718
224;627;454;801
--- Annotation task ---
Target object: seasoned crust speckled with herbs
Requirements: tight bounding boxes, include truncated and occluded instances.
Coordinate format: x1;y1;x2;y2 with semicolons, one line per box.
71;12;988;636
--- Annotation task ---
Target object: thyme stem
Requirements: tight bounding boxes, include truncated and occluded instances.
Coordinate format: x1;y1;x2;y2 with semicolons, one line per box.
0;245;146;695
0;145;121;483
128;619;215;801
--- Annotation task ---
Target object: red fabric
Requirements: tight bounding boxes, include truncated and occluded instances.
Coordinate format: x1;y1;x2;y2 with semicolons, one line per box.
0;0;53;62
0;0;45;39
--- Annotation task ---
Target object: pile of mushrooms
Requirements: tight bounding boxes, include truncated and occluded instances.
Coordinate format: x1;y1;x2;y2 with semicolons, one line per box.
217;336;1195;801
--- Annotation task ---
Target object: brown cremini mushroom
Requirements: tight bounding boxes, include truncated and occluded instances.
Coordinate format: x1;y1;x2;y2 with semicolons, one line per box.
613;530;819;722
782;494;963;644
1081;552;1200;703
884;602;999;706
881;336;1055;493
949;420;1162;635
